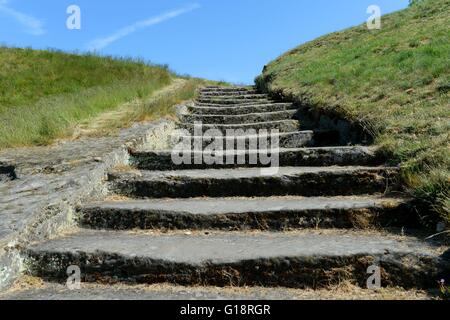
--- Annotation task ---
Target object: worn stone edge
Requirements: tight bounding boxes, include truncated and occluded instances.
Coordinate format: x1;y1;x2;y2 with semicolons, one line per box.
0;119;175;291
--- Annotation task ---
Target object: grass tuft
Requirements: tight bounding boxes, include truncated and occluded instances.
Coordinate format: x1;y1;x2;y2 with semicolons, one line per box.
257;0;449;224
0;47;173;148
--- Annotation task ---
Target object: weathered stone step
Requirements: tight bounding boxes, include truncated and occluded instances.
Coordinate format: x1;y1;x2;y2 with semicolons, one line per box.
171;131;314;150
26;229;448;289
179;120;301;135
200;86;254;92
180;110;297;125
2;281;434;300
195;99;272;105
188;103;296;115
198;94;269;100
130;147;382;171
195;101;273;107
108;166;399;199
200;90;259;96
78;196;414;231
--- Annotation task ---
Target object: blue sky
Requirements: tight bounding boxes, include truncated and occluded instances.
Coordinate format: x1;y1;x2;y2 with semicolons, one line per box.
0;0;409;84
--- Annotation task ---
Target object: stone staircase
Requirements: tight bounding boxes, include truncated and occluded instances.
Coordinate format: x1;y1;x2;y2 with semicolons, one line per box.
20;86;448;297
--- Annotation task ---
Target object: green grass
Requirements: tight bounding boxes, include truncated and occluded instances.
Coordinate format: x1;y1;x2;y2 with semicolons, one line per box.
80;78;210;136
256;0;449;225
133;78;208;122
0;47;174;148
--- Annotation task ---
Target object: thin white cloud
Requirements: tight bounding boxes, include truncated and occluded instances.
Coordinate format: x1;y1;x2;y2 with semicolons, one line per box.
0;0;45;35
87;3;200;51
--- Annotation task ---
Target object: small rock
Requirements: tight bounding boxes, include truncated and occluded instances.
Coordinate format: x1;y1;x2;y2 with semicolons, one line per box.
93;157;103;162
184;231;193;236
405;88;414;94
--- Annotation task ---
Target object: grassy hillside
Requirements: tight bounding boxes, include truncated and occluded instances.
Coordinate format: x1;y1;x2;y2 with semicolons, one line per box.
0;47;203;148
257;0;449;224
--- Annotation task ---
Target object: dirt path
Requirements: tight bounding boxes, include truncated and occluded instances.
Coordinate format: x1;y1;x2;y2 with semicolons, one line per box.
71;78;187;139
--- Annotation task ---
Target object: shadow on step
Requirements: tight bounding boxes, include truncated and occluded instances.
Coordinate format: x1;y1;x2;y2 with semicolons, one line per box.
259;91;374;147
0;163;17;181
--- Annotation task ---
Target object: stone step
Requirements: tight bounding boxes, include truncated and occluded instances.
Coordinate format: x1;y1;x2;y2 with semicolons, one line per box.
195;99;272;105
108;166;399;199
1;281;434;300
180;110;297;125
170;131;315;150
200;90;259;96
200;86;254;92
188;103;296;115
129;147;382;171
26;229;448;289
198;94;269;100
78;196;414;231
178;120;301;135
195;101;273;107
